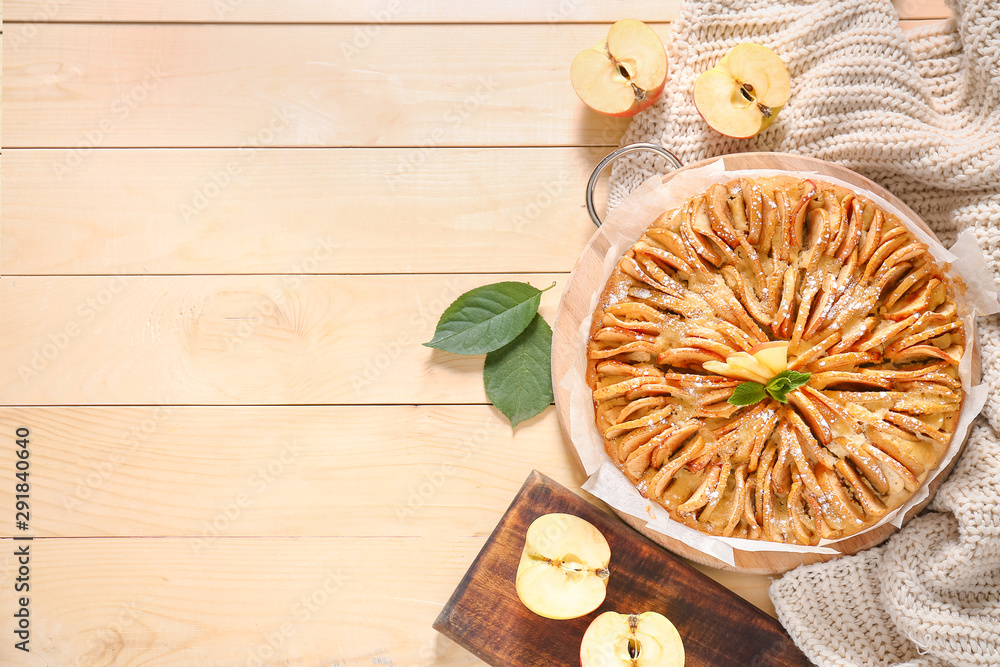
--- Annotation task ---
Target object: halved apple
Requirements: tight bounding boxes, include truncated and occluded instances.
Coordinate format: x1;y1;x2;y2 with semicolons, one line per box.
571;20;668;117
515;513;611;620
748;341;790;375
693;43;790;138
580;611;685;667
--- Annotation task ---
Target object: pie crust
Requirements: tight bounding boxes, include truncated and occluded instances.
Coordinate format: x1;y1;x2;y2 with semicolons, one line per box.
586;175;965;544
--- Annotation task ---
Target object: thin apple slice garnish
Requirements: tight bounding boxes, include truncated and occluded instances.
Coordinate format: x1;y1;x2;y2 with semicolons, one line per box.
515;513;611;620
703;351;773;384
571;20;667;117
581;611;685;667
747;340;789;375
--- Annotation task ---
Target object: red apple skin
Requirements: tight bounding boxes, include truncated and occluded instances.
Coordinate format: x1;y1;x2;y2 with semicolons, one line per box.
601;79;666;118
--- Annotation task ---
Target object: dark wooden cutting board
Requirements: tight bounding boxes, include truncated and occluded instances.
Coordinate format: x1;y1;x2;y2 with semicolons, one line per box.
434;470;813;666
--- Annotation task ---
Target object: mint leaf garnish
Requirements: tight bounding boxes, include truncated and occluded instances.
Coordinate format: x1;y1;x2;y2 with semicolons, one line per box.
765;370;811;403
728;382;767;406
729;370;811;406
768;377;792;394
483;314;553;427
424;281;553;355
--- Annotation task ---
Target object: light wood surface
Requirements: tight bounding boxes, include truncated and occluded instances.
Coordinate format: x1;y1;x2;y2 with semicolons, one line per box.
1;0;944;22
3;23;650;148
3;17;942;150
2;148;605;275
0;2;954;664
0;406;585;537
0;273;564;405
1;536;491;665
2;0;682;23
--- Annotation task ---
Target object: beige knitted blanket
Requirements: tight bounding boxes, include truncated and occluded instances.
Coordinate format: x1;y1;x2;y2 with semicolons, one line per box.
608;0;1000;664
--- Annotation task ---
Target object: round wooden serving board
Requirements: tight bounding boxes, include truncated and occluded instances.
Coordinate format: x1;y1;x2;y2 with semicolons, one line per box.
552;152;979;574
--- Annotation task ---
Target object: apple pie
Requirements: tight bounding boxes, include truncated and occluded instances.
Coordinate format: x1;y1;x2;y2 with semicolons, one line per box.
587;175;965;544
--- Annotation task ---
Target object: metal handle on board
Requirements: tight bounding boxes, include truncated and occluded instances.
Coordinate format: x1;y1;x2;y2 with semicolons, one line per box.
586;143;683;228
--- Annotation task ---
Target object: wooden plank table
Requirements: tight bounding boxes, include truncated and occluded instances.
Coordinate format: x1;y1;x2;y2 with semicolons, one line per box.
0;1;952;664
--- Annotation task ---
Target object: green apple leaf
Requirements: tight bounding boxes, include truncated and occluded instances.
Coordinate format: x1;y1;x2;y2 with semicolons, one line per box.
483;314;553;427
424;281;552;355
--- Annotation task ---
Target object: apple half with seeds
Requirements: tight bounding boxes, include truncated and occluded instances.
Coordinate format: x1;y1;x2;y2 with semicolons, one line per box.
515;513;611;620
571;19;668;117
694;43;790;138
581;611;685;667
